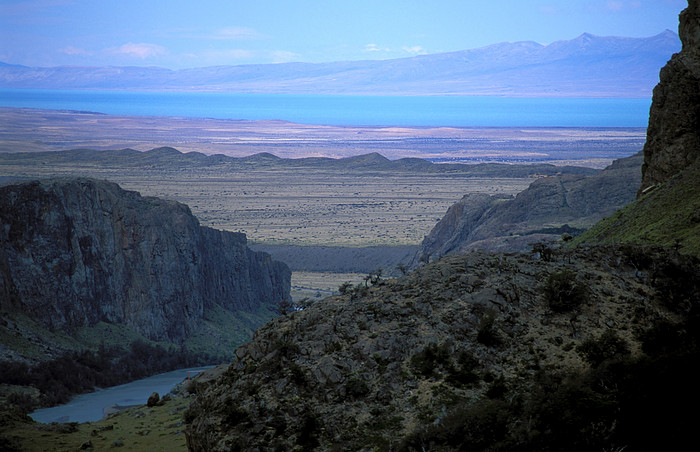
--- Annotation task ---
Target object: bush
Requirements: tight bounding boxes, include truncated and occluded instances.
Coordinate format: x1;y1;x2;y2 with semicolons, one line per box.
6;392;36;413
345;376;370;399
576;330;630;367
220;399;250;427
445;350;480;388
409;343;450;378
543;269;588;312
338;282;353;295
398;399;512;451
476;313;501;347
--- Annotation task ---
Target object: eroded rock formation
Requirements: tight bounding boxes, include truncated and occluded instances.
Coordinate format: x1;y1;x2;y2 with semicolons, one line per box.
415;152;642;262
0;178;291;343
640;0;700;192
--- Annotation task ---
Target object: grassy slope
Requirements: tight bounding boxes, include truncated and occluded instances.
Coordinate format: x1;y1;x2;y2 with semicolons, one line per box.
573;161;700;255
183;303;280;359
0;386;193;451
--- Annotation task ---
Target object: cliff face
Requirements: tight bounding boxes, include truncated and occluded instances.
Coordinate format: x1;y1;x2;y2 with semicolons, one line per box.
0;178;291;343
640;0;700;192
415;152;642;262
575;1;700;255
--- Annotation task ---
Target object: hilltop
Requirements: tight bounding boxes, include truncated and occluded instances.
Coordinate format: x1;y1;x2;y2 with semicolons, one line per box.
185;246;700;450
0;147;598;177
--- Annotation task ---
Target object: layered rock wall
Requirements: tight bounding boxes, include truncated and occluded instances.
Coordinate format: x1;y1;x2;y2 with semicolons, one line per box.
0;178;290;342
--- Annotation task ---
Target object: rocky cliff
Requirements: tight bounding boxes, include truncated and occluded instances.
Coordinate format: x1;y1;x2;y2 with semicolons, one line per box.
415;152;642;262
640;0;700;192
577;0;700;255
0;178;291;344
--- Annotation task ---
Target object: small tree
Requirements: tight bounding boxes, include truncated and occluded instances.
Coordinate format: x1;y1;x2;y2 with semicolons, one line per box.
532;241;554;262
476;312;501;347
543;269;588;313
278;298;294;315
396;263;409;276
370;268;383;286
338;282;353;295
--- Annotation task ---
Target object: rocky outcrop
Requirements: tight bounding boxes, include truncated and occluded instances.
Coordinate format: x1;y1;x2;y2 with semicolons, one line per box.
185;246;698;450
415;152;642;262
0;178;291;343
640;0;700;192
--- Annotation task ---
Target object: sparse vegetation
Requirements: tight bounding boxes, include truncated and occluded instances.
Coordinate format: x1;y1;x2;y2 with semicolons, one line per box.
574;160;700;256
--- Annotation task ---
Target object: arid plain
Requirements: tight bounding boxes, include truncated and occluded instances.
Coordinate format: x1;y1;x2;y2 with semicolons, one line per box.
1;107;646;295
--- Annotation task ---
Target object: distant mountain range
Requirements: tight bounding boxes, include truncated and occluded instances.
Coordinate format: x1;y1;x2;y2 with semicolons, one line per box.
0;31;680;97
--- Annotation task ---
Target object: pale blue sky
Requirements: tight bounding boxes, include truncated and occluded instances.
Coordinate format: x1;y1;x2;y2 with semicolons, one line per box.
0;0;687;69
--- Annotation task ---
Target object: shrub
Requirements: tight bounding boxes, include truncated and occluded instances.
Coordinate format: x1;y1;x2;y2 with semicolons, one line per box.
531;241;555;261
297;410;320;449
220;399;250;427
398;399;511;451
476;313;501;347
6;391;36;413
338;282;353;295
345;375;370;399
543;269;588;312
409;343;450;378
445;350;480;388
576;330;630;367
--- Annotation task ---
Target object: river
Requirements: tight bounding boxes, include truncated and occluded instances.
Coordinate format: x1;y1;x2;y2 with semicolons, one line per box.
29;366;213;423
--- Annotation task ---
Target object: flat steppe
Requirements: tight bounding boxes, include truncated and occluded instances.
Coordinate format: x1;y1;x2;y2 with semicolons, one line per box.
0;108;644;292
0;107;645;247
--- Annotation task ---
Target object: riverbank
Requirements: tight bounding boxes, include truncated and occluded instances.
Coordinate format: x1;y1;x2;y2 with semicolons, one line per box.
30;366;214;424
0;365;225;451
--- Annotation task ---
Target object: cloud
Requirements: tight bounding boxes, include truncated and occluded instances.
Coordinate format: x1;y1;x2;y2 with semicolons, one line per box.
59;46;92;56
364;43;390;53
214;26;266;40
112;43;167;59
270;50;300;63
402;46;426;55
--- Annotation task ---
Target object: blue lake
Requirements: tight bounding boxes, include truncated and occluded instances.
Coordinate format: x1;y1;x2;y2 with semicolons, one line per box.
29;366;212;424
0;89;651;128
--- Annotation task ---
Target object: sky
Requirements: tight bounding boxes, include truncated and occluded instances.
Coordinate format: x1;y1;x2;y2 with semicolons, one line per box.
0;0;688;69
